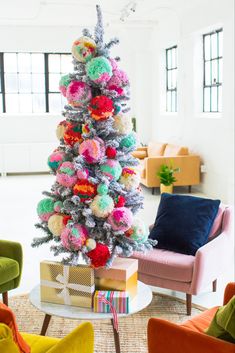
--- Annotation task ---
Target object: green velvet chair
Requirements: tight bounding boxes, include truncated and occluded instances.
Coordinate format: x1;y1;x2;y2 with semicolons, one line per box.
0;240;23;306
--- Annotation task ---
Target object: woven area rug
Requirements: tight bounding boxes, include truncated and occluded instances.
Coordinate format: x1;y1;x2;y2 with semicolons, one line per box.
9;293;203;353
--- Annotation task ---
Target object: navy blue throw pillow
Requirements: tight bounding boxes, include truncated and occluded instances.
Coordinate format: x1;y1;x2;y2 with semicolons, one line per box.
149;193;220;256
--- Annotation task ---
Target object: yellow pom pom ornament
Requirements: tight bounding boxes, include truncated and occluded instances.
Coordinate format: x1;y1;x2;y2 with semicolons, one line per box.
48;214;65;237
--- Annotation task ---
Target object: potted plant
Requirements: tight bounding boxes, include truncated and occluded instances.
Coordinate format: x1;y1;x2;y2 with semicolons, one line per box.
157;164;179;194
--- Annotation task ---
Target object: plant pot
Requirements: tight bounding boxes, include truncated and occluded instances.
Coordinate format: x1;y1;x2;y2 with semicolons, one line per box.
160;184;173;194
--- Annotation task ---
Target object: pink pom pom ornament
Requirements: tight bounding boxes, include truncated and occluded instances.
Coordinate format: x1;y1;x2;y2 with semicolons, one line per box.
47;150;65;171
107;207;133;232
66;81;92;107
107;69;129;96
56;162;78;188
61;223;88;251
79;137;105;164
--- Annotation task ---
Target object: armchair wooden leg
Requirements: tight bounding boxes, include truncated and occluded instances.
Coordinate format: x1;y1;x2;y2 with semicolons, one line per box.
186;294;192;316
212;279;217;292
2;292;8;306
152;187;155;195
188;185;192;193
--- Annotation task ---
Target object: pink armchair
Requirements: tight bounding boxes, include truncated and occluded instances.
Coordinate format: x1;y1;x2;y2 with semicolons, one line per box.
132;205;234;315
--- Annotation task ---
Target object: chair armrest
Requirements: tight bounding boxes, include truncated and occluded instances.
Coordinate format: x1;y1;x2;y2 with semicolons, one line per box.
191;230;232;294
191;207;234;294
0;240;23;288
148;318;235;353
223;282;235;305
48;322;94;353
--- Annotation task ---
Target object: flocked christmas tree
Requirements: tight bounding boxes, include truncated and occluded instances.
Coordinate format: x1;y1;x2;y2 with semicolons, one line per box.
32;5;155;268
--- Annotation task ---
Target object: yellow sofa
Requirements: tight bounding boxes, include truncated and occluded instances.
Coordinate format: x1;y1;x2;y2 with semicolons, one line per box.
0;322;94;353
133;142;200;193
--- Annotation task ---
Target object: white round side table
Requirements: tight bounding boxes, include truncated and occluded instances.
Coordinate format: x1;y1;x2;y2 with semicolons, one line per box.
29;281;152;353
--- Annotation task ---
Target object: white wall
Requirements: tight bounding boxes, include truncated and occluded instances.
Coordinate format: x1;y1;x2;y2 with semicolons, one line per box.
152;0;234;204
0;24;155;150
0;0;234;204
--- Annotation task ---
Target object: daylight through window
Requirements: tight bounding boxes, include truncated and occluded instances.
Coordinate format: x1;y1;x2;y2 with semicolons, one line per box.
203;29;223;113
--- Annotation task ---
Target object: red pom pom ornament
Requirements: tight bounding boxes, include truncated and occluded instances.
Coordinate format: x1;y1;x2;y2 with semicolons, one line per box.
73;180;97;202
87;243;111;268
115;195;126;207
106;146;117;159
88;95;114;121
64;123;83;146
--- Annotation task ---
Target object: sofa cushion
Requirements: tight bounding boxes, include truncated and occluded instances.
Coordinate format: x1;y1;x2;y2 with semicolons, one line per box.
149;193;220;256
181;307;219;333
163;144;188;156
132;150;147;159
147;142;167;157
132;248;195;282
208;205;227;241
22;333;59;352
0;257;19;285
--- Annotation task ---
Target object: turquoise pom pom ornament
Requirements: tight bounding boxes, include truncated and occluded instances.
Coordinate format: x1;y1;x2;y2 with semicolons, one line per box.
120;132;137;148
37;198;54;222
100;159;122;181
97;183;109;195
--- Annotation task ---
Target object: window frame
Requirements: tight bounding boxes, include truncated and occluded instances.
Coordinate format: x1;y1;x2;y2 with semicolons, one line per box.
0;52;71;114
165;45;177;113
46;52;71;113
203;28;223;113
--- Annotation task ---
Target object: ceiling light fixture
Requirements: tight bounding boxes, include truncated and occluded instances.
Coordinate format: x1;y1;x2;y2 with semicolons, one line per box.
120;1;138;22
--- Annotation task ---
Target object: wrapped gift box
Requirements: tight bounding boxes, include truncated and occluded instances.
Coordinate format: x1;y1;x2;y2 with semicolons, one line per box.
40;260;95;308
93;290;130;313
94;257;138;298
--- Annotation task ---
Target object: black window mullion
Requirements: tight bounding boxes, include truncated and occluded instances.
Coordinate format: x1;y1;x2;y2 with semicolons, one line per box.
0;53;6;113
166;46;177;113
44;53;49;113
203;28;223;113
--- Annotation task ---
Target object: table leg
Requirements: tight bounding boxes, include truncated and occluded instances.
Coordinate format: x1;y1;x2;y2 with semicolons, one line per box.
111;318;121;353
40;314;52;336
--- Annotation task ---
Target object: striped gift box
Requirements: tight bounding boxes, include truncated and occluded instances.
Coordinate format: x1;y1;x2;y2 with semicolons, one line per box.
93;290;130;313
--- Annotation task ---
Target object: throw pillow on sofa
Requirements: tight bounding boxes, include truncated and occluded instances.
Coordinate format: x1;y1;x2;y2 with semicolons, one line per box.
149;193;220;256
205;295;235;343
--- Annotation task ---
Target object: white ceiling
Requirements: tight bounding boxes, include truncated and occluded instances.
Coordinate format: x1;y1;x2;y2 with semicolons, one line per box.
0;0;207;26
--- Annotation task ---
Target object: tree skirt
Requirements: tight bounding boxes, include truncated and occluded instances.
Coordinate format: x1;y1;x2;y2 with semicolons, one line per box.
9;293;203;353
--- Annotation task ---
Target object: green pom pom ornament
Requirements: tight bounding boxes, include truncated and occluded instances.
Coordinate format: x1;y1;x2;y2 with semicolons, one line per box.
125;218;148;244
37;198;54;222
86;56;112;84
59;74;71;97
90;194;114;218
120;133;137;149
97;183;109;195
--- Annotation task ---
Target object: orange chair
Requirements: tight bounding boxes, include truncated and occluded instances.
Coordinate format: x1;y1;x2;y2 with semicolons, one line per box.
148;282;235;353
